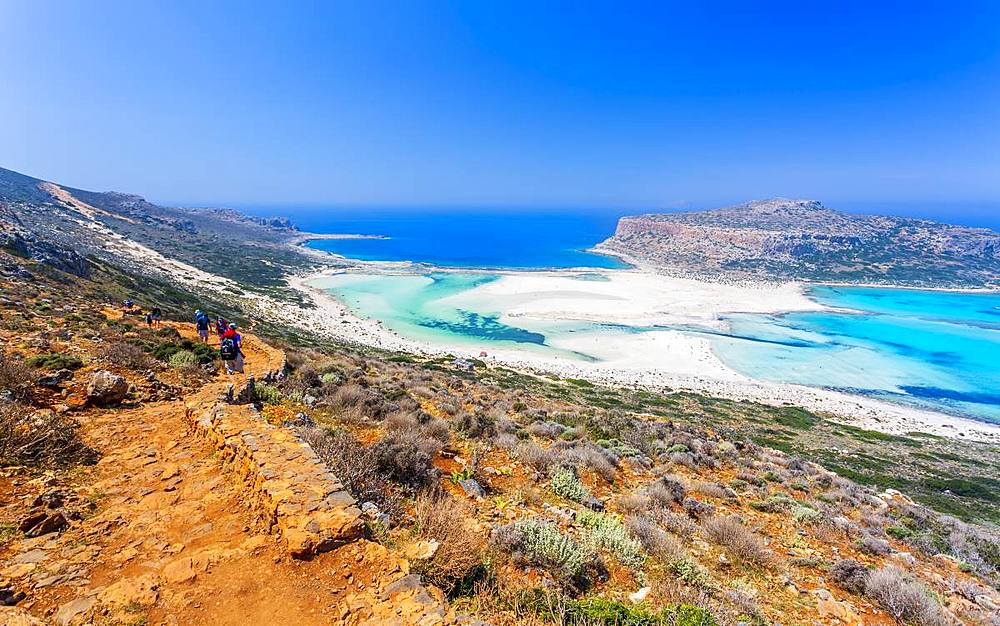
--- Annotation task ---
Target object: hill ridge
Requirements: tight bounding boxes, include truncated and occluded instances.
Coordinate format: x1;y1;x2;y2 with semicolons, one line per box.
598;198;1000;286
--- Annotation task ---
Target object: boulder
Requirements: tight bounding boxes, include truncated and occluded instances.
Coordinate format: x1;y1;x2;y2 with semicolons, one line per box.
24;510;69;537
582;494;605;511
1;587;26;606
0;606;46;626
86;370;128;406
96;574;159;611
38;369;73;388
54;597;95;626
458;479;486;499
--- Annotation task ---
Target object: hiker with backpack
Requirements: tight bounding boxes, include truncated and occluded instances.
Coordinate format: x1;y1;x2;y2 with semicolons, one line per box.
195;309;210;343
215;316;229;339
150;306;162;327
220;323;244;374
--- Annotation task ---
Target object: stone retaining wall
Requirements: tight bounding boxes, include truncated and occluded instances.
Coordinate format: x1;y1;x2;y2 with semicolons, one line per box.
185;384;364;558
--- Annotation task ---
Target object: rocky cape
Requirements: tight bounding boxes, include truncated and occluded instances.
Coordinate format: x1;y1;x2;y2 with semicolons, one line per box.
597;199;1000;287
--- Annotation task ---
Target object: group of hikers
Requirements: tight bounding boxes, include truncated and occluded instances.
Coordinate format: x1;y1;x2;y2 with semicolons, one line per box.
194;309;245;374
122;299;245;374
122;299;162;328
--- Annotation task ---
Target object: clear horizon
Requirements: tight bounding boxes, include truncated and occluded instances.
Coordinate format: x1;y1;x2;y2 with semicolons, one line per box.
2;2;999;211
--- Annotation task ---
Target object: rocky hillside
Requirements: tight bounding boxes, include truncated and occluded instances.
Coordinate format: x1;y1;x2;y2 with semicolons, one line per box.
0;246;998;626
0;166;329;305
598;199;1000;286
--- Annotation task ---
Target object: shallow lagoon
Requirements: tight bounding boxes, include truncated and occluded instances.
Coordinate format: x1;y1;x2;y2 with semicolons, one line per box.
712;286;1000;424
317;273;1000;424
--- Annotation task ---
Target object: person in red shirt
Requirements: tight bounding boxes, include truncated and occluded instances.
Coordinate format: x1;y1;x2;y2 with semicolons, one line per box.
220;323;244;374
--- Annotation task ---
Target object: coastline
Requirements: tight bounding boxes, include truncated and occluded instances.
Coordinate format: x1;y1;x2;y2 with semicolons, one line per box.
284;263;1000;444
289;231;389;245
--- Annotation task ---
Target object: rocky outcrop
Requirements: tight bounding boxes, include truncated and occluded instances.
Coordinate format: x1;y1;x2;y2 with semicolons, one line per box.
0;231;92;278
85;370;128;406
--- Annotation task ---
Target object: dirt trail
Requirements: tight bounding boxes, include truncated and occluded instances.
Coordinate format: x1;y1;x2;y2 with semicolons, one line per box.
1;320;444;625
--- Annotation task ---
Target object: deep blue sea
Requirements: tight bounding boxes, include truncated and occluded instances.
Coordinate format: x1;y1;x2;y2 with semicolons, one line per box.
246;206;629;269
236;205;1000;424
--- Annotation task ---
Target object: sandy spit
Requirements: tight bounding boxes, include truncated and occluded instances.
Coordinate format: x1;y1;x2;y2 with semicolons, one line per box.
285;266;1000;444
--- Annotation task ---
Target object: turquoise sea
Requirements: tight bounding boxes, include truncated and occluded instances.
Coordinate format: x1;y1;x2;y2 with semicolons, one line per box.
313;271;1000;425
710;286;1000;424
247;206;999;425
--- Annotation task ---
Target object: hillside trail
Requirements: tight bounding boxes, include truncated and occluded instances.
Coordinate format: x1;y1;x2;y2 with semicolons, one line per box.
2;317;432;626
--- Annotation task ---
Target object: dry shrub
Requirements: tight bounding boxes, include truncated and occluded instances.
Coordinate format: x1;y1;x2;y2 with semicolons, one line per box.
516;441;556;472
657;510;698;540
0;402;96;466
575;446;617;483
857;534;893;556
100;341;157;371
865;566;953;626
526;420;564;439
367;412;448;488
493;433;519;450
616;493;651;515
690;481;733;500
454;410;496;438
830;559;871;595
326;383;387;422
626;515;685;562
302;428;401;517
647;475;686;506
411;490;486;592
701;516;773;568
0;353;34;402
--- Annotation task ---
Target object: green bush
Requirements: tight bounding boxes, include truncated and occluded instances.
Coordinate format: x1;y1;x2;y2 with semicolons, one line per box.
791;505;823;524
320;372;342;385
749;492;797;513
885;525;915;540
576;509;645;569
550;466;590;502
168;350;199;369
154;339;217;364
762;471;783;483
564;597;717;626
25;353;83;370
513;519;590;580
670;558;715;590
256;383;283;405
516;591;717;626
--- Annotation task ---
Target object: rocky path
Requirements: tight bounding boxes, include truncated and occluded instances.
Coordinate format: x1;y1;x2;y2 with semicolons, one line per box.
1;321;460;625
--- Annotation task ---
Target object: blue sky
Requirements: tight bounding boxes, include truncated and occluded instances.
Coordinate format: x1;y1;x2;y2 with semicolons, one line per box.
1;1;998;212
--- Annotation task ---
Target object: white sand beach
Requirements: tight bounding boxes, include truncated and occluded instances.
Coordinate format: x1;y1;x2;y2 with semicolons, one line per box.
284;267;1000;444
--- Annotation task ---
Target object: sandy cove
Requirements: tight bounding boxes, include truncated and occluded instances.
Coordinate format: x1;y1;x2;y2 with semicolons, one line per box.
283;267;1000;444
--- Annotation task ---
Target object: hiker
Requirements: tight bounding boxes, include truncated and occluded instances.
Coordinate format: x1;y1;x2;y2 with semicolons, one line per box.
194;309;210;342
144;311;153;327
150;306;162;327
215;316;229;338
220;323;244;374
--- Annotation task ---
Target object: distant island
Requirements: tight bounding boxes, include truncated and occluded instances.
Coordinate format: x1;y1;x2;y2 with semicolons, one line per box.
597;198;1000;288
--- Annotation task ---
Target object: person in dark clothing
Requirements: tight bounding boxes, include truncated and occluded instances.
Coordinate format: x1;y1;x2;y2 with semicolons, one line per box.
195;309;210;342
